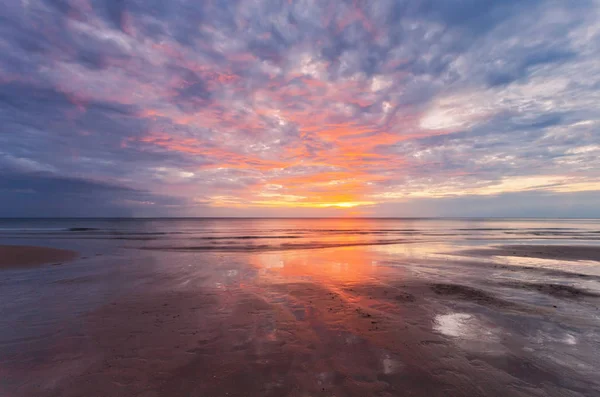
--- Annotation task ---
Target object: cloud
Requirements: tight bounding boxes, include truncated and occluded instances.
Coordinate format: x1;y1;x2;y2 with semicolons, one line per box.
374;190;600;218
0;0;599;216
0;170;188;217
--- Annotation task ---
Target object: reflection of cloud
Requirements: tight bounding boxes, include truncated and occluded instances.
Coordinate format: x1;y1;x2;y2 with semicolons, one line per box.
2;0;600;216
434;313;501;348
381;353;402;375
434;313;475;338
532;330;578;346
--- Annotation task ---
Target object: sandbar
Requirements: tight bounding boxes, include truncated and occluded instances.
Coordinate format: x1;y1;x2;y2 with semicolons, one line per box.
0;245;78;269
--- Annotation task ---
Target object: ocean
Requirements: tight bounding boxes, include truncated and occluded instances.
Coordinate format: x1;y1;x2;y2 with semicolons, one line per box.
2;217;600;251
1;218;600;396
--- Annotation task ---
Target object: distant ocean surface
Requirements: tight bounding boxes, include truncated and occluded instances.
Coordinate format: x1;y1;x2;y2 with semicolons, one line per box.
1;218;600;253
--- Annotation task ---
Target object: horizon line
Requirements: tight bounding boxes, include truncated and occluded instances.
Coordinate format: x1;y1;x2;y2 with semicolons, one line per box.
1;216;599;220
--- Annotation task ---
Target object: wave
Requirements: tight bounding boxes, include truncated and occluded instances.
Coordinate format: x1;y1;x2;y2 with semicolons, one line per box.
137;238;413;253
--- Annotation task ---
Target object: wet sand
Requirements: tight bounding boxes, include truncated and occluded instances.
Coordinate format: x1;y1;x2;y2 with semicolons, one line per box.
2;243;600;396
460;244;600;262
0;245;78;268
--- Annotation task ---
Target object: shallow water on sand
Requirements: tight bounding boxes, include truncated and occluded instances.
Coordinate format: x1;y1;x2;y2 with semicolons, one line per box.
1;218;600;396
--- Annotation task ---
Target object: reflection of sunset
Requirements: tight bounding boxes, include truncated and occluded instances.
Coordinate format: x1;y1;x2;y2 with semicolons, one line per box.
248;219;392;283
252;246;383;284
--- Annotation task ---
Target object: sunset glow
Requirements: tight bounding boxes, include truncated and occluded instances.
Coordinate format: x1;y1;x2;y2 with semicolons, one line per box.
1;0;599;217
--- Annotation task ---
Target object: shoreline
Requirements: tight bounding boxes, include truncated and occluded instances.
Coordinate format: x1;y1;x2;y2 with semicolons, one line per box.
0;245;78;269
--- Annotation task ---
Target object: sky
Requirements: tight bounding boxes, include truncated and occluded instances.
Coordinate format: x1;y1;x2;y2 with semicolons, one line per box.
1;0;599;217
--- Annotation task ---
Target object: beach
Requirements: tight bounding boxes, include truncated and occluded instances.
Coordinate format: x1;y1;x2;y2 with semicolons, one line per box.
1;218;600;396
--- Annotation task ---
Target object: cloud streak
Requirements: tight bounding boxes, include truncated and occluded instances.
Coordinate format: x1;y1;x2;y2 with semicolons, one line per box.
1;0;599;216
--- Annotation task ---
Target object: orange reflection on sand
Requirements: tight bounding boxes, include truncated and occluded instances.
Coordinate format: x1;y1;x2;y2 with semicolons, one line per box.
252;246;382;284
